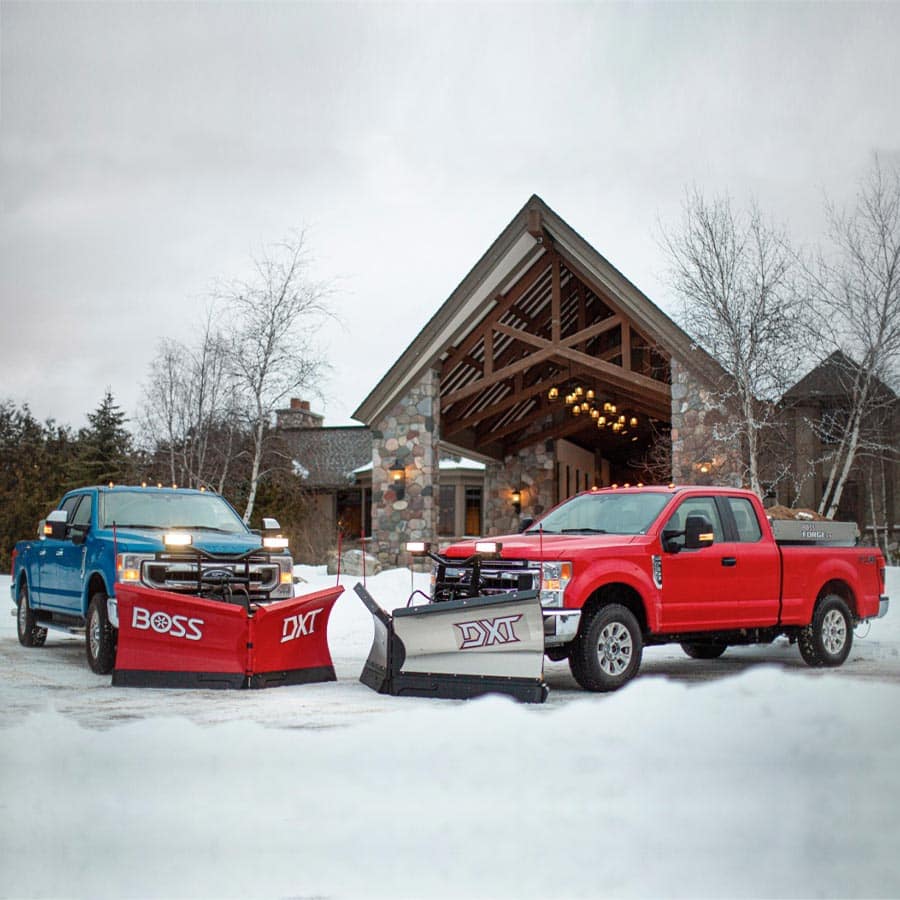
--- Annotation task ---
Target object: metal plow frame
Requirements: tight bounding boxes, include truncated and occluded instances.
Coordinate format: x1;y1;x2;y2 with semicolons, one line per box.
355;583;548;703
112;583;342;689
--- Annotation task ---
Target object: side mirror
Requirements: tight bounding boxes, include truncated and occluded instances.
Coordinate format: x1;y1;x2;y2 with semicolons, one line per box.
44;509;68;540
684;514;715;550
262;517;281;532
518;516;535;533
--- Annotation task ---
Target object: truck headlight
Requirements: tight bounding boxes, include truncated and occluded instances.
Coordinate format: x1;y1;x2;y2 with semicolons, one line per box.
117;553;155;583
531;560;573;607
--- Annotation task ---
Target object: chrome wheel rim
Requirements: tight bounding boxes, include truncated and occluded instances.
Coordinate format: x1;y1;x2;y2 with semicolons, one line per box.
597;621;633;676
89;609;101;659
17;593;27;634
822;609;847;655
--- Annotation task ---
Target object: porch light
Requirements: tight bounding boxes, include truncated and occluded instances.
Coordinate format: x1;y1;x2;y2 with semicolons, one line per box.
389;459;406;500
511;488;522;515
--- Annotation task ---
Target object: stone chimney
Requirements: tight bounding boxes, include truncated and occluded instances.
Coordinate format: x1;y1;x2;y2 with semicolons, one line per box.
276;398;324;430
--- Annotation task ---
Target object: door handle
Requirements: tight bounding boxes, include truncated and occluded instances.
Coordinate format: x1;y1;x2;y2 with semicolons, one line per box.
721;557;737;567
55;549;64;557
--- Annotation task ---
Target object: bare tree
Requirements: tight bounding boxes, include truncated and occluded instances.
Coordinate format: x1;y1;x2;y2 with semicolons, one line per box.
221;232;332;523
662;189;807;494
807;157;900;519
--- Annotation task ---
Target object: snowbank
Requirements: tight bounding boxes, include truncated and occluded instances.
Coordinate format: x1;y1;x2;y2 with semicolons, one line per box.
0;570;898;899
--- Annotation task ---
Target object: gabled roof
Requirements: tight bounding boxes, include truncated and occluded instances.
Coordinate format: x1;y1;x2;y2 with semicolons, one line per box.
784;350;898;403
354;195;720;427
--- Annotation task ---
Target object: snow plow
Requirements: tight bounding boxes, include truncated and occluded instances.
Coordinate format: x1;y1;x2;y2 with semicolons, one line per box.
356;541;548;703
112;582;342;689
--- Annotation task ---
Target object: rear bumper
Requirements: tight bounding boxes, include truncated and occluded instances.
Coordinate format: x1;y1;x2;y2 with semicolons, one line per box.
543;609;581;646
878;595;889;619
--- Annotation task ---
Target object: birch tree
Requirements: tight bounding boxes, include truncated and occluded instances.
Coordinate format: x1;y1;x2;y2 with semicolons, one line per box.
662;189;807;494
222;232;332;523
809;158;900;519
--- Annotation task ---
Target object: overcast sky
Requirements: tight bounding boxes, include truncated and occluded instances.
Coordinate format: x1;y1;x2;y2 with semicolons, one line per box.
2;1;899;433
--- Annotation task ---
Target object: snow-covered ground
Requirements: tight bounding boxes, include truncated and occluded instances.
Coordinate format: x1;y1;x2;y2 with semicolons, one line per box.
1;568;898;899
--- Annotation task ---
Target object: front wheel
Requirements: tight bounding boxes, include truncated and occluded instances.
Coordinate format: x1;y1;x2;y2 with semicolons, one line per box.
798;594;853;668
681;642;727;660
569;603;643;692
86;592;116;674
16;581;48;648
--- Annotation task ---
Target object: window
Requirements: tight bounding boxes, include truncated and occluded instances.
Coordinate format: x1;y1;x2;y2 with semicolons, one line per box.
726;497;761;542
438;484;456;536
71;495;93;529
464;487;482;536
663;496;724;549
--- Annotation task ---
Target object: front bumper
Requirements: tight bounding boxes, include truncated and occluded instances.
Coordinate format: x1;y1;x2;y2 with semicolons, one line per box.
543;609;581;647
878;594;889;619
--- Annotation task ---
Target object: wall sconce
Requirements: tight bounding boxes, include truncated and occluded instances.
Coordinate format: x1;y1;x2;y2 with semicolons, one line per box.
511;488;522;515
695;459;713;475
389;459;406;500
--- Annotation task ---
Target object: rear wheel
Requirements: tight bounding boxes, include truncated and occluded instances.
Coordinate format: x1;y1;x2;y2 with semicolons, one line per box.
798;594;853;668
569;603;643;692
681;642;727;660
16;581;48;648
86;592;116;674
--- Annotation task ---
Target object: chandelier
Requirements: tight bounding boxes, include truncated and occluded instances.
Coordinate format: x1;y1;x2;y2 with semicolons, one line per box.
547;384;640;436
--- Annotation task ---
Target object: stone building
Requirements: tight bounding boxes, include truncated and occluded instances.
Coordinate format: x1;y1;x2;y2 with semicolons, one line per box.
353;196;735;567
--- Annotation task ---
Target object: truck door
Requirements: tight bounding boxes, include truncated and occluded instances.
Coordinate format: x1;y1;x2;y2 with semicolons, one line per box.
659;495;780;631
32;494;82;608
42;494;92;615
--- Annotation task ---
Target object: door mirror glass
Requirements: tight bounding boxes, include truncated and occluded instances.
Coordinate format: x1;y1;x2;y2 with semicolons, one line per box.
684;514;715;550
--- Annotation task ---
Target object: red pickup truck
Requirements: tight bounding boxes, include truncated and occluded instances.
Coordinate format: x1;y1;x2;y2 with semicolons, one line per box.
435;485;890;692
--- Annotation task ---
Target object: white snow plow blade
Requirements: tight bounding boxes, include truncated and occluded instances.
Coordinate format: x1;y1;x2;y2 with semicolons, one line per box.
355;583;547;703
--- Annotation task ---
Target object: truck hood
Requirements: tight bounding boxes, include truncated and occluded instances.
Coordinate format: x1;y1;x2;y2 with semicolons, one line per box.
105;528;267;557
443;532;641;560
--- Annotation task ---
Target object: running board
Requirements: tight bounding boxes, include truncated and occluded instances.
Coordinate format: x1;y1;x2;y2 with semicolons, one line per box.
355;583;547;703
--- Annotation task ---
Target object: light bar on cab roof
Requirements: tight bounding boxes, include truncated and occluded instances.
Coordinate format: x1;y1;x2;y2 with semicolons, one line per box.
263;536;289;550
163;532;192;548
406;541;431;555
475;541;503;556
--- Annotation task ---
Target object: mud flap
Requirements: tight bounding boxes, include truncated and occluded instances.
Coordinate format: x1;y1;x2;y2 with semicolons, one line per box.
112;583;342;689
355;583;548;703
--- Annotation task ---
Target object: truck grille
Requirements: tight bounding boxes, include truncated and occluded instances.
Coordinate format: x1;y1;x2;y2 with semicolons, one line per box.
142;557;280;598
434;559;538;602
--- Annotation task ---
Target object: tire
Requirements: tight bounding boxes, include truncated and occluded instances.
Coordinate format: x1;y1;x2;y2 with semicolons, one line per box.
16;581;48;648
569;603;643;692
681;642;727;660
86;592;116;675
798;594;853;668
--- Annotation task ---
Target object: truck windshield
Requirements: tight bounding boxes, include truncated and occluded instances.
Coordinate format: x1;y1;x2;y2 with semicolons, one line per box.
526;491;671;536
100;491;248;534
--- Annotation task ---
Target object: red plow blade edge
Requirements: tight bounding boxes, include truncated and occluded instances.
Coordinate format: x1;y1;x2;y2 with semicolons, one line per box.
112;583;342;689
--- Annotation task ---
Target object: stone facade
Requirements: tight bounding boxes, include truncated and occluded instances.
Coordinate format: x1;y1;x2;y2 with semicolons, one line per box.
670;356;743;487
483;426;557;536
371;369;440;568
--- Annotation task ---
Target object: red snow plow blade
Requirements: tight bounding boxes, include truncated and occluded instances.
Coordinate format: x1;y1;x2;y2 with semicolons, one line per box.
112;583;342;689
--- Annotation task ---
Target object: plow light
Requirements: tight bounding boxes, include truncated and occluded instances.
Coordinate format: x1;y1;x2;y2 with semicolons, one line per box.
474;541;502;557
163;532;192;548
263;536;290;550
406;541;431;555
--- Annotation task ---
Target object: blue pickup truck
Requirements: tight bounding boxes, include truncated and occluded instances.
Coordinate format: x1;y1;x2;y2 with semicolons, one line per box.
10;485;294;673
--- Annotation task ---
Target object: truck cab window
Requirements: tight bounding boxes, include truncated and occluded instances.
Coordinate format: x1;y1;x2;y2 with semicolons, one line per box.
71;495;93;529
663;497;724;549
726;497;762;542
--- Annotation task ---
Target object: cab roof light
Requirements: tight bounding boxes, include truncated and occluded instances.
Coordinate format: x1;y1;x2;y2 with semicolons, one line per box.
163;532;192;548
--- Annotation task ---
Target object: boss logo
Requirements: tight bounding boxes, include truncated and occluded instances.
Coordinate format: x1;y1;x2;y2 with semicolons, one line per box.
455;614;523;650
281;608;323;643
132;606;204;641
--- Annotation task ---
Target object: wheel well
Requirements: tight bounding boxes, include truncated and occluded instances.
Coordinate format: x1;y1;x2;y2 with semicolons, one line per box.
581;583;648;634
817;580;856;617
85;574;108;613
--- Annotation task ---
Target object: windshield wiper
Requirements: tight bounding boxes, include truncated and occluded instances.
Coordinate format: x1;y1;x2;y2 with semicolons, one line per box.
525;528;559;534
560;528;608;534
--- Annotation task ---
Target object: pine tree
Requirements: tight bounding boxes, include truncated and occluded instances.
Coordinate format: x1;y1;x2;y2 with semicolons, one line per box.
76;390;136;485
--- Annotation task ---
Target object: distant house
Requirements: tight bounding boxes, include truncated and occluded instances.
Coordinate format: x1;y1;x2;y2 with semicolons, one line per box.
779;351;899;548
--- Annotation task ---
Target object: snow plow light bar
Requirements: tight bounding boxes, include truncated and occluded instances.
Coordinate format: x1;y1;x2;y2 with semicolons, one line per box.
354;582;547;703
163;531;192;547
406;541;431;555
474;541;502;557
